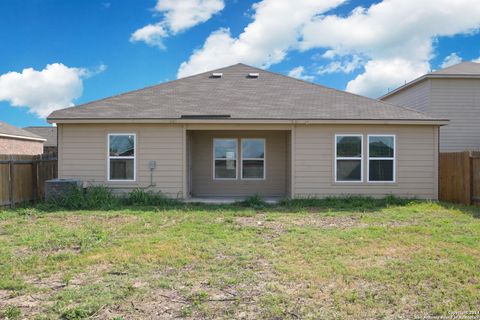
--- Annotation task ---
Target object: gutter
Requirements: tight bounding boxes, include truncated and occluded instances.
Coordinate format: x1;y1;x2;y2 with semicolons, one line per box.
0;133;47;142
47;118;449;126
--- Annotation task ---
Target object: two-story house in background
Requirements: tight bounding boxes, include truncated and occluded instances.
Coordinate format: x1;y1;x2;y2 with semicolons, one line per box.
381;62;480;152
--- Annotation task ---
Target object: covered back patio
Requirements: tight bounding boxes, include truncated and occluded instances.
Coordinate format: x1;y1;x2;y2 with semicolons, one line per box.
185;129;292;200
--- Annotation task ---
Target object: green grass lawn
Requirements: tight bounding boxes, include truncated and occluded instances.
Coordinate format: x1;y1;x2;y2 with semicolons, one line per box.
0;198;479;319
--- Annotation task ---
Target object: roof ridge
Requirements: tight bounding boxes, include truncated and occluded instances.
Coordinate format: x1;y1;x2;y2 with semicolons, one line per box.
48;63;441;122
53;62;409;117
0;121;46;140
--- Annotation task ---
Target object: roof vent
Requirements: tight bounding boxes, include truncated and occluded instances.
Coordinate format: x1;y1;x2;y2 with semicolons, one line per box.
211;72;223;78
248;73;259;78
181;115;231;119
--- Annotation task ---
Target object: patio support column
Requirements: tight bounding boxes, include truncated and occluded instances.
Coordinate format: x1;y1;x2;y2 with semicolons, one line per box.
291;125;295;199
182;124;188;199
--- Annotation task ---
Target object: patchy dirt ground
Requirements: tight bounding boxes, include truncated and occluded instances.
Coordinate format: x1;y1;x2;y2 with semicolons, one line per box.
1;202;479;319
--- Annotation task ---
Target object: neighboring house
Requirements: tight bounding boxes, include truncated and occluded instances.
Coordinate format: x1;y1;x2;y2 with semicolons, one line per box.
24;126;58;153
381;61;480;152
0;121;46;155
47;64;447;200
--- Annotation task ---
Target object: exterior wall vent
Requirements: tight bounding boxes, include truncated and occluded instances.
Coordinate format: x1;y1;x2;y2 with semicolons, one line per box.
248;73;259;78
211;72;223;78
181;115;231;119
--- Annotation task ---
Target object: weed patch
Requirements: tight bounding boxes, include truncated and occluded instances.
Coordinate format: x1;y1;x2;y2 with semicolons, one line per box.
42;186;119;210
122;189;181;207
238;194;269;209
280;195;416;211
0;199;479;318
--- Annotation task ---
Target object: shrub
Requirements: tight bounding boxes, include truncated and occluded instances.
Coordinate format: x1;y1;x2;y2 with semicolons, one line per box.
61;307;93;320
45;185;118;210
42;186;182;210
84;186;118;209
239;194;268;209
122;189;180;207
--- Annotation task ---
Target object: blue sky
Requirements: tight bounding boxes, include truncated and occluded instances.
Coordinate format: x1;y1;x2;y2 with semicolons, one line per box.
1;0;479;127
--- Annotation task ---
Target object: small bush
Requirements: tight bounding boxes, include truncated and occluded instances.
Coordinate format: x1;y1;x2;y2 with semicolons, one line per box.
61;307;93;320
15;208;39;216
42;186;182;210
239;194;268;209
84;186;118;209
122;189;180;207
45;186;119;210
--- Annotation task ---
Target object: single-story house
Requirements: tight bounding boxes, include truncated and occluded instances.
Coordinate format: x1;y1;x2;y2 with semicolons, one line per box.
47;64;447;200
380;61;480;152
0;121;46;155
24;126;58;154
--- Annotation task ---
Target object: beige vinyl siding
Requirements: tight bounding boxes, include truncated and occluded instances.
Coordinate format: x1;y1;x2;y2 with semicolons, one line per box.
383;78;480;152
59;123;184;197
383;79;431;113
430;78;480;151
58;124;63;177
293;124;438;199
286;131;292;197
189;130;287;197
59;123;438;200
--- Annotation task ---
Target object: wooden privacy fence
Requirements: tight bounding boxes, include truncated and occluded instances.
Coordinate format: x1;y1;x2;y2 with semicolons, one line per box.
439;151;480;206
0;153;57;207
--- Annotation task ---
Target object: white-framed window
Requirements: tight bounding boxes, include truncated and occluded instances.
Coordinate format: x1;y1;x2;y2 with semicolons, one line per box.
335;134;363;182
108;133;136;181
213;139;237;180
241;138;265;180
368;135;395;182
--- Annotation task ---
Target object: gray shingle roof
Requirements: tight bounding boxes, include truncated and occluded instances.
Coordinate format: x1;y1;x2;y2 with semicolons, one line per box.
23;126;57;146
380;61;480;100
0;121;46;141
430;61;480;75
48;63;441;122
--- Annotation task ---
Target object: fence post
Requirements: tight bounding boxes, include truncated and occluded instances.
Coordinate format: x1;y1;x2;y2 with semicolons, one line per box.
32;155;38;204
464;151;472;205
472;154;480;206
9;156;15;208
469;152;474;206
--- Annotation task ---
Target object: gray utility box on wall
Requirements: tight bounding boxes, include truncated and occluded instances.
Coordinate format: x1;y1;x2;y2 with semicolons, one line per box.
45;179;81;201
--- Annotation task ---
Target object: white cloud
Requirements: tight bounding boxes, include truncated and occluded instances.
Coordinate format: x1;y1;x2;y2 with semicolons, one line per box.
288;66;315;82
177;0;346;78
441;53;463;68
300;0;480;97
346;59;428;98
155;0;224;33
178;0;480;95
317;55;363;75
0;63;103;118
131;0;224;48
472;57;480;63
79;63;108;78
130;24;168;49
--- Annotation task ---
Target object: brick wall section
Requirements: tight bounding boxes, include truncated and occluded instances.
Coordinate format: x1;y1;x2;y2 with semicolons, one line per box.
0;137;44;155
